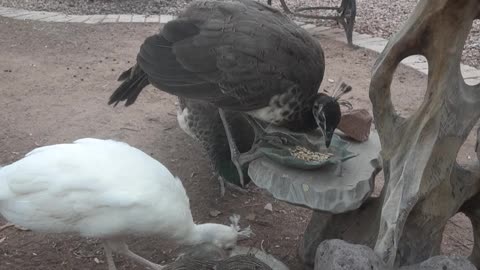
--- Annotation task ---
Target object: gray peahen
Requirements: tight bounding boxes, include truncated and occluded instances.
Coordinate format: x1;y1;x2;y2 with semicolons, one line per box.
109;0;351;188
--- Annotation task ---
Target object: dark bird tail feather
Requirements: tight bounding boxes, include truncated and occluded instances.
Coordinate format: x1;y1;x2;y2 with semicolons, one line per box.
108;64;150;107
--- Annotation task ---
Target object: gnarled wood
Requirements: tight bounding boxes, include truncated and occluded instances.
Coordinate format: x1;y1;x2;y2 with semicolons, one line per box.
303;1;480;268
369;0;480;266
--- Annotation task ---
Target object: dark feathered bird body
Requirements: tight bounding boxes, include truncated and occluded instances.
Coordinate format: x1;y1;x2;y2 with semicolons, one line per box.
110;0;325;132
176;97;254;186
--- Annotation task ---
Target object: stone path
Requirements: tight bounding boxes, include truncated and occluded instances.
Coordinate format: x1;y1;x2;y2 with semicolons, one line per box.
1;5;479;85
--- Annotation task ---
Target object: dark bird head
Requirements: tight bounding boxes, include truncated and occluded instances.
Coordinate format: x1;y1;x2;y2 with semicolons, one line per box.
312;82;352;148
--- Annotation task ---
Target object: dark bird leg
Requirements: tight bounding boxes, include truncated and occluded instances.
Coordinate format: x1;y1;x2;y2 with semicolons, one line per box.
218;108;247;187
217;175;249;197
243;115;303;147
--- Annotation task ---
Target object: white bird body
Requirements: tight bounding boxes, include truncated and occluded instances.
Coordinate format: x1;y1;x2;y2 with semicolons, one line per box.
0;138;251;270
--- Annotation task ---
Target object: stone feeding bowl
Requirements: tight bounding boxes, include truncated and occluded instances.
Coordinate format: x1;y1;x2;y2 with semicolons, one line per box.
248;129;382;213
167;244;289;270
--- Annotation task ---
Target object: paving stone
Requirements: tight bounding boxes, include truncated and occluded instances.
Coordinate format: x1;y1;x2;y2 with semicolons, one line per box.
294;20;305;26
68;15;92;23
131;14;146;23
16;12;58;21
37;14;67;22
49;15;76;22
145;15;160;23
310;26;330;33
465;77;480;86
84;15;106;24
406;61;429;74
317;28;344;40
0;7;15;15
401;55;427;65
302;23;316;30
118;14;133;23
160;14;174;23
355;37;385;46
352;32;373;41
362;40;388;53
2;10;31;18
460;64;480;79
102;14;119;23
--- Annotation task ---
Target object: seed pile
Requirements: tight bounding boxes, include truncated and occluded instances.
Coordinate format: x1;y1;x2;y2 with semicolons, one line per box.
289;146;333;162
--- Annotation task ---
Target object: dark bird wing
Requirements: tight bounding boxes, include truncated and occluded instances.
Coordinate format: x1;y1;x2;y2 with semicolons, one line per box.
113;0;325;111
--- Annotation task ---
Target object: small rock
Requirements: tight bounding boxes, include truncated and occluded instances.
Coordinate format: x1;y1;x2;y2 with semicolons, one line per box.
246;213;256;221
0;237;5;243
209;210;221;217
264;203;273;212
328;78;335;83
94;257;101;264
399;255;476;270
315;239;386;270
337;109;373;142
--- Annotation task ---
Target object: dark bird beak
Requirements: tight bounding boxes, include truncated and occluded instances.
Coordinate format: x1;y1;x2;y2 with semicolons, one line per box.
325;131;334;148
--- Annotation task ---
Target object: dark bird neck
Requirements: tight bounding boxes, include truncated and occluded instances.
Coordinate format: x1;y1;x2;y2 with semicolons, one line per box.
282;107;318;132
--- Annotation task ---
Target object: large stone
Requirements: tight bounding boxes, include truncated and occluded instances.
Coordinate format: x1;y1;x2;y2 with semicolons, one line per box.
314;239;386;270
399;256;477;270
337;109;372;142
248;131;381;213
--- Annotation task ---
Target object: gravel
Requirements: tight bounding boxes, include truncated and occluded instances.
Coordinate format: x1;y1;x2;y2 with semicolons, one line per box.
1;0;479;68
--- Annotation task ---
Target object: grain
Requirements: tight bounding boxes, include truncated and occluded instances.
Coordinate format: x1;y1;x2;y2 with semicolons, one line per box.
288;146;333;162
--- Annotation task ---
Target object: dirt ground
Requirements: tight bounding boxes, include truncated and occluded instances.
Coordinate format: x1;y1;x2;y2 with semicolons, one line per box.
0;18;477;270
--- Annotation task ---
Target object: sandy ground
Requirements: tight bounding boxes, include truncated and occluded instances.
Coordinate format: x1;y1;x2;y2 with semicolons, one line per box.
0;17;477;269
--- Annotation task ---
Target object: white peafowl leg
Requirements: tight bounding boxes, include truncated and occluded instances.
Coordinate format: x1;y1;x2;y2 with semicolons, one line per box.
218;175;226;197
218;108;246;187
106;240;164;270
0;223;14;233
103;241;117;270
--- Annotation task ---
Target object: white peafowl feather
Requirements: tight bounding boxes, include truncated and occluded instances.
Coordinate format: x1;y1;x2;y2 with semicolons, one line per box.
0;138;252;270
